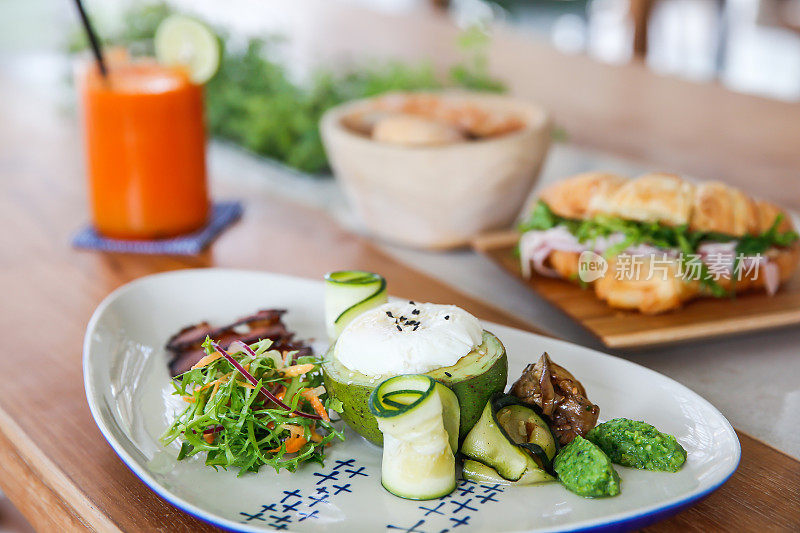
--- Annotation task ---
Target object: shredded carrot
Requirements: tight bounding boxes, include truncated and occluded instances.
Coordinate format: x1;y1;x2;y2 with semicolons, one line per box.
301;389;330;422
281;424;305;436
236;380;257;389
197;371;233;392
307;385;326;396
284;435;307;453
281;363;315;377
191;351;222;369
275;386;286;401
267;424;307;453
208;381;220;401
203;432;215;445
309;425;324;443
181;395;195;403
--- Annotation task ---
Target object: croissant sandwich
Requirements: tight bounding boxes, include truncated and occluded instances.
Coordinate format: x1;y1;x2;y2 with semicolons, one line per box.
518;172;800;314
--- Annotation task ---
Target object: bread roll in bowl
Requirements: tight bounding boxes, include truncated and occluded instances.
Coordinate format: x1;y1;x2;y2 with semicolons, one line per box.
371;114;466;146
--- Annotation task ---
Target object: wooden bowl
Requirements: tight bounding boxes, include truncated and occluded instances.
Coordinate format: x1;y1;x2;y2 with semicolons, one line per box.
320;92;551;249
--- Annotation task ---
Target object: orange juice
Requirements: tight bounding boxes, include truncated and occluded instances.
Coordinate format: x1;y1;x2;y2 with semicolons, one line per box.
81;59;209;239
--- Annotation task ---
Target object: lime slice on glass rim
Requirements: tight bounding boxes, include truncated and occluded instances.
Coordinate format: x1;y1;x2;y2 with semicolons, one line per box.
154;15;220;84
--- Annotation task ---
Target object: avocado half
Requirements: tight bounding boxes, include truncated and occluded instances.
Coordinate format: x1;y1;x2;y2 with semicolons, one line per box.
323;330;508;445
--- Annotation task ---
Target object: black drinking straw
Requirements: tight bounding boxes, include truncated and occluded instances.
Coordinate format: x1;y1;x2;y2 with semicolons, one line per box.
71;0;108;77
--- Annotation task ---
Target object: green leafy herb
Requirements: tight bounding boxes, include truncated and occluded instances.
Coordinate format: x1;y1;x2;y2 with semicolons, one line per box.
160;338;344;475
448;25;506;93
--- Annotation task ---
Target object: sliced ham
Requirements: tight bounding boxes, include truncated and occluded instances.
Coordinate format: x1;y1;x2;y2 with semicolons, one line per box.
762;261;780;296
697;241;738;276
520;227;780;296
519;226;584;278
698;240;779;294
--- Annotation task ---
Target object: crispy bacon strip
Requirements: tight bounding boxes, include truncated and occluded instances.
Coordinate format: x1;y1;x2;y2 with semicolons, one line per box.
165;309;313;377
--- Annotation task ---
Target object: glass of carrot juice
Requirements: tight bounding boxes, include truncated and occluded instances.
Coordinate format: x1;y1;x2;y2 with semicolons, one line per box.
79;57;209;240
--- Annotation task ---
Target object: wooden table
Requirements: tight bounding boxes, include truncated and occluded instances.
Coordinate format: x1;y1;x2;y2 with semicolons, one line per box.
2;4;800;531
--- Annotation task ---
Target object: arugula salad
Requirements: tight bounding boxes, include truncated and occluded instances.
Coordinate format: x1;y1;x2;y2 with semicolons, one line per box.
161;338;343;475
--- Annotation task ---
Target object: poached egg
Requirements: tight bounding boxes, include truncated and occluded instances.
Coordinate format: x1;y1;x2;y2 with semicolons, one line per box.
334;301;483;376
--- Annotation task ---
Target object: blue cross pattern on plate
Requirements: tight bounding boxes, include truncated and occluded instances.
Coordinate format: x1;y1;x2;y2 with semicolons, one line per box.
237;459;503;532
387;479;505;533
238;457;364;530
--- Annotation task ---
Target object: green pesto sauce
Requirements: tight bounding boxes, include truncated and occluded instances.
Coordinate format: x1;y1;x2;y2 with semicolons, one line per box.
586;418;687;472
553;436;620;498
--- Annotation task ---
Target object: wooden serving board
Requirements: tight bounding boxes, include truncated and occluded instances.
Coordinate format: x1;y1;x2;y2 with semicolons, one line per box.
473;231;800;349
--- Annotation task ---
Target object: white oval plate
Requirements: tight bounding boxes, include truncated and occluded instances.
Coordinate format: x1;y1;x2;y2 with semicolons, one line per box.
84;269;739;533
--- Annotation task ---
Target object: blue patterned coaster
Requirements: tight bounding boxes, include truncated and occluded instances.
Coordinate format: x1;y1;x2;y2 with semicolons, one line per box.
72;201;242;255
